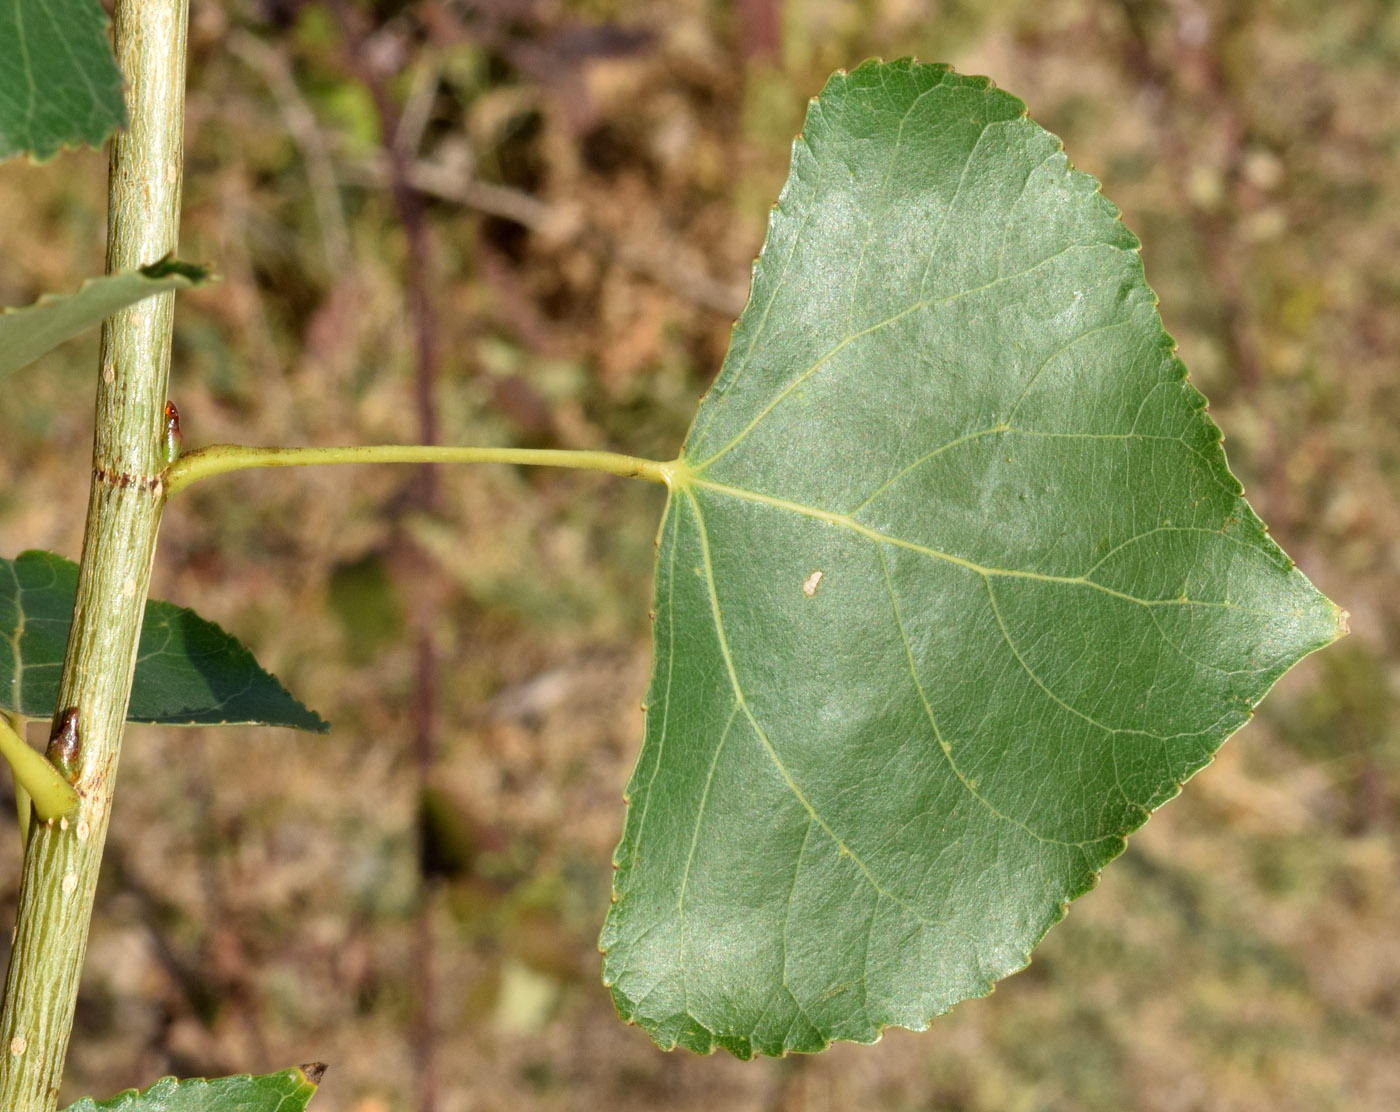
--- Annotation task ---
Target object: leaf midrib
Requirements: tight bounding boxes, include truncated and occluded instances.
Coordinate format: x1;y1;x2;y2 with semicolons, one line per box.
658;458;1279;889
678;476;1220;841
678;472;1293;618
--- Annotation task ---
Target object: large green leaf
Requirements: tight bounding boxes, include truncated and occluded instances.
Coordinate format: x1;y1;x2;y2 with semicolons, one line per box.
0;261;211;385
0;0;126;162
600;60;1344;1057
1;550;328;732
60;1064;325;1111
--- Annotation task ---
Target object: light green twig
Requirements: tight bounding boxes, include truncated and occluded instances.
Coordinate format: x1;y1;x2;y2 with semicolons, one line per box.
163;443;682;498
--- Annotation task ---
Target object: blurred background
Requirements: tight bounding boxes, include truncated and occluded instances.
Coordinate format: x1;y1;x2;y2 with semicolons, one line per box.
1;0;1397;1109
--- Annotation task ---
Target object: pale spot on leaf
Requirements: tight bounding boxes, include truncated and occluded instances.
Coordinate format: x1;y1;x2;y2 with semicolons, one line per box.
802;570;823;598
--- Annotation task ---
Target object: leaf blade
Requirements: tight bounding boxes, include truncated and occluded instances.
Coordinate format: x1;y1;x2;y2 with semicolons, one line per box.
601;59;1344;1057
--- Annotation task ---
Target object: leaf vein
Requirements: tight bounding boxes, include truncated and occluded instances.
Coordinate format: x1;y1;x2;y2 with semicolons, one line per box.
687;124;832;455
915;120;992;304
984;577;1164;743
993;147;1062;278
626;494;680;868
687;491;937;924
879;547;1093;846
693;242;1122;472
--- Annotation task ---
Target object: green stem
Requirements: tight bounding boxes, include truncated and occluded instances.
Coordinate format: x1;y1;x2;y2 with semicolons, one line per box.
0;0;188;1105
0;718;80;825
163;443;682;497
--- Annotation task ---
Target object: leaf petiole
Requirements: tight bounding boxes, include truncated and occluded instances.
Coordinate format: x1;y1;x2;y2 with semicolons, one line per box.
163;443;683;498
0;713;80;828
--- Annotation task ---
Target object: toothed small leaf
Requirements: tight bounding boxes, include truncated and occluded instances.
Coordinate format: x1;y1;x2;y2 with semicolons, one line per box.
60;1064;325;1111
1;550;328;732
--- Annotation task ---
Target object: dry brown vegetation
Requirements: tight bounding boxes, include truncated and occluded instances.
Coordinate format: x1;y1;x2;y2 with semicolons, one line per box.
1;1;1397;1109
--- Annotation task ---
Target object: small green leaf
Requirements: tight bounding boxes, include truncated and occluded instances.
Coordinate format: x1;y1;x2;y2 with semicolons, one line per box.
0;0;127;162
1;551;329;732
60;1064;326;1111
0;265;212;385
600;60;1345;1057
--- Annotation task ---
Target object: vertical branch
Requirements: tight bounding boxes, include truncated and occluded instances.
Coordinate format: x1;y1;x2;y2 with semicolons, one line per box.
326;9;444;1110
381;87;444;1112
377;72;442;504
0;0;188;1107
389;99;445;1112
410;633;438;1112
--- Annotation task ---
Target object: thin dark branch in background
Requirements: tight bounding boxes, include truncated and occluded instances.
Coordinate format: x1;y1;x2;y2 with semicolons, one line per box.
343;155;749;318
327;7;446;1112
737;0;782;60
335;42;443;504
409;632;439;1112
1114;0;1260;391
